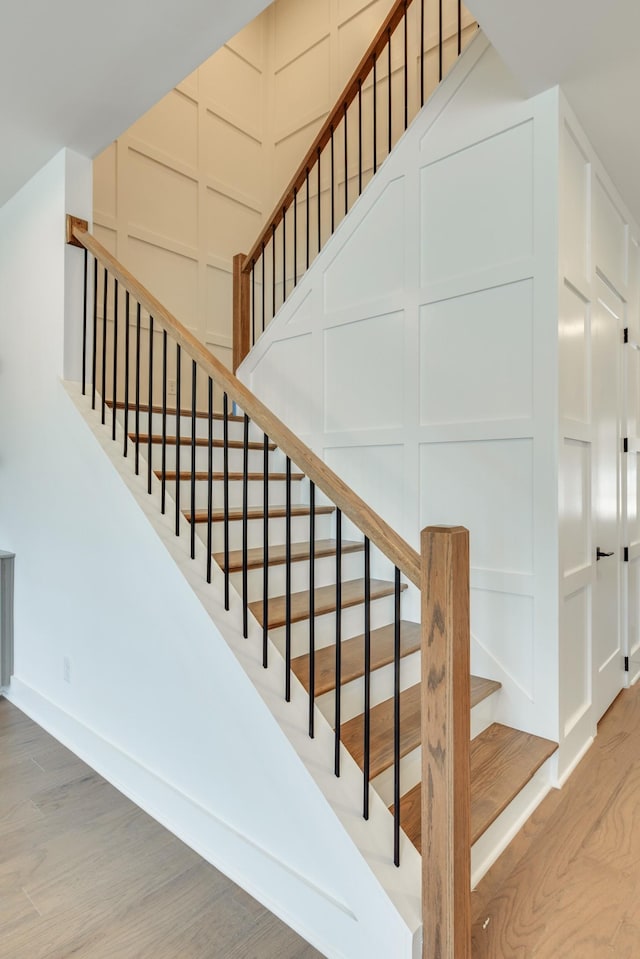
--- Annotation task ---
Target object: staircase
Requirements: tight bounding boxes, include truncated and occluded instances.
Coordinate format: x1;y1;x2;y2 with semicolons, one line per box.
64;4;558;957
109;393;557;860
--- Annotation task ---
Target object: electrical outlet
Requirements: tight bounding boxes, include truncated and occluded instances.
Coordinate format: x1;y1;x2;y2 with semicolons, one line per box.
63;656;71;684
168;379;177;396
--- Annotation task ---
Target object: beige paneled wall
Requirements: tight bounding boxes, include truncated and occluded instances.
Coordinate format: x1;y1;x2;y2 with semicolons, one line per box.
93;0;473;363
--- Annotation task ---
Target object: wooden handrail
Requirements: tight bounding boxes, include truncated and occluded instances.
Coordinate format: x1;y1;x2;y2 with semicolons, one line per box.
421;525;471;959
241;0;415;273
69;220;421;587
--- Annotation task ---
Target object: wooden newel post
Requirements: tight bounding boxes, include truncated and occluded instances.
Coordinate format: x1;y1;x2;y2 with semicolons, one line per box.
232;253;250;373
421;525;471;959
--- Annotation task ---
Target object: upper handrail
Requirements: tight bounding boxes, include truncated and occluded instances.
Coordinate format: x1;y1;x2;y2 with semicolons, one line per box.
241;0;414;274
71;221;421;587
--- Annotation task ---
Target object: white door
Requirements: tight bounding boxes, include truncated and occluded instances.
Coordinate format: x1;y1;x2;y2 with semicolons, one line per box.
592;279;624;721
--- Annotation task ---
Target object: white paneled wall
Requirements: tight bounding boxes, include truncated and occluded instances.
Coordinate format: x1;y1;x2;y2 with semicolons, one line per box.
558;95;640;778
241;36;562;744
93;0;476;365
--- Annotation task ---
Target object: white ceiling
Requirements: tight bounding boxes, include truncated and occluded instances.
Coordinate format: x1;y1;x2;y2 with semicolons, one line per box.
467;0;640;224
0;0;271;209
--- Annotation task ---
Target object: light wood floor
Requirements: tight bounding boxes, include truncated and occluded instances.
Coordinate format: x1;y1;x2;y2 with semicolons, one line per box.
0;697;323;959
471;684;640;957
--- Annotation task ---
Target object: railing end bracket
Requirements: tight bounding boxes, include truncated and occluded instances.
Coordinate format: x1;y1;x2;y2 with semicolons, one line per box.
66;214;88;248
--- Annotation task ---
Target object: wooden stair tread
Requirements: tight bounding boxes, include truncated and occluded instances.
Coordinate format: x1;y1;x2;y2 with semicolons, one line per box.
395;723;557;852
155;471;304;482
131;434;275;450
342;676;502;781
216;539;364;573
188;504;335;524
250;578;406;629
107;400;244;421
292;621;421;696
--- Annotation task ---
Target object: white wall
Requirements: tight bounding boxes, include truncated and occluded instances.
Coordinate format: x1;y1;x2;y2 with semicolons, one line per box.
0;151;420;959
239;35;562;744
557;94;640;778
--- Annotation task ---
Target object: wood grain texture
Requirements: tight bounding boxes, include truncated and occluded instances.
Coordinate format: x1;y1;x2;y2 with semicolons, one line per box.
341;675;500;780
469;723;556;844
421;525;471;959
71;225;421;586
470;687;640;958
217;538;363;573
396;722;557;853
249;578;405;629
189;504;335;524
470;676;502;708
0;699;322;959
292;621;421;696
233;252;250;372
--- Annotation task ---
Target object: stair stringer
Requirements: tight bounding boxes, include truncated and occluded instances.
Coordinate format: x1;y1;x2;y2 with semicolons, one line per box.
49;381;423;959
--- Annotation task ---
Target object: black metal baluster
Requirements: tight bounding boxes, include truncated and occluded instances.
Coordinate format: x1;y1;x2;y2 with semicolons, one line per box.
92;258;98;410
242;413;249;638
317;148;321;254
330;124;335;236
404;1;408;129
373;54;378;174
363;537;371;819
293;188;298;288
305;169;310;270
309;481;316;738
271;224;276;323
101;267;107;424
82;248;88;396
420;0;425;107
261;242;266;334
343;102;348;217
206;377;213;585
175;345;181;536
439;0;443;81
458;0;462;55
223;392;230;611
358;80;363;196
112;279;118;441
190;360;197;560
161;330;167;514
282;205;286;306
394;566;401;866
334;509;342;776
388;28;392;156
285;456;292;701
262;433;270;668
251;260;255;348
147;316;154;495
124;291;130;457
135;303;141;475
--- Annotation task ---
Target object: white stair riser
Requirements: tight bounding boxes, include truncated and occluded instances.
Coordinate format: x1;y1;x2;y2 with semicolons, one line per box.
165;477;306;511
229;549;365;599
194;511;336;554
267;593;399;658
134;443;279;474
316;649;422;726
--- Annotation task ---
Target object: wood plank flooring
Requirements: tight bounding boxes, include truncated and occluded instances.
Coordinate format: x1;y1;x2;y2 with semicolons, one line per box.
0;697;323;959
471;685;640;957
